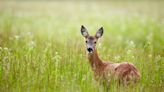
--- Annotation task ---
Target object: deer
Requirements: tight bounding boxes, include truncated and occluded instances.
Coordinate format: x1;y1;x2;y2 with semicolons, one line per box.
80;25;140;87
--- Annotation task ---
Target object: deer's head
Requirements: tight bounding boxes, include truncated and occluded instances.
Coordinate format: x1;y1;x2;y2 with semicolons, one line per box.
80;25;103;54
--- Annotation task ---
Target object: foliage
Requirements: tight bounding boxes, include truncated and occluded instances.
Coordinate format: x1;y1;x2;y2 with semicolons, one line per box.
0;1;164;92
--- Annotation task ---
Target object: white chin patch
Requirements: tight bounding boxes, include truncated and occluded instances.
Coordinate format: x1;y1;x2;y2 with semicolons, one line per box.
88;51;93;54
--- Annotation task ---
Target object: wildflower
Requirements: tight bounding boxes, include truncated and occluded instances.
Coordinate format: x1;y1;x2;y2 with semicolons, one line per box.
127;49;132;55
148;54;152;58
14;35;20;39
155;55;161;61
130;40;134;45
4;47;8;50
132;56;135;59
52;52;61;62
28;41;36;48
129;40;135;48
114;55;120;61
98;42;102;47
55;51;58;55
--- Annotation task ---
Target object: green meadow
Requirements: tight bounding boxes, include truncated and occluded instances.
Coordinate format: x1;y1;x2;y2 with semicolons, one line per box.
0;1;164;92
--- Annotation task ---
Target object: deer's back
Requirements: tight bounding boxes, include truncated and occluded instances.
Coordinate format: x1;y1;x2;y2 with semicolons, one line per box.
103;62;140;84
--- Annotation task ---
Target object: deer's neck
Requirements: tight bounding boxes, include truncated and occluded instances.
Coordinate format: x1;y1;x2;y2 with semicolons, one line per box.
88;48;104;70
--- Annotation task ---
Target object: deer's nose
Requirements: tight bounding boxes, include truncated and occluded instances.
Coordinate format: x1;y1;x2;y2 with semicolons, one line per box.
87;48;93;52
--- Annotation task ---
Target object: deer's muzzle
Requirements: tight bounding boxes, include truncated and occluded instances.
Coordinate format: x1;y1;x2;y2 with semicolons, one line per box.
87;48;93;53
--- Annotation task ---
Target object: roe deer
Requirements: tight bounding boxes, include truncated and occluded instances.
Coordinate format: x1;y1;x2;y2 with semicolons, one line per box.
80;25;140;86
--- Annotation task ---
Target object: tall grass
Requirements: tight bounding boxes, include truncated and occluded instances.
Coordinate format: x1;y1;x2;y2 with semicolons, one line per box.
0;1;164;92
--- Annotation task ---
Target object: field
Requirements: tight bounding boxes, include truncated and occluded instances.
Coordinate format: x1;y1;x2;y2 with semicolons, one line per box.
0;1;164;92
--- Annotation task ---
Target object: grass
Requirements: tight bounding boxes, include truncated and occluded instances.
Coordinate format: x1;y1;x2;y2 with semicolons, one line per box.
0;1;164;92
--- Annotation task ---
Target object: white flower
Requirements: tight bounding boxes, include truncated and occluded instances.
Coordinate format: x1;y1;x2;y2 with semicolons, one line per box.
132;56;135;59
27;32;32;36
155;55;161;61
114;56;120;61
98;43;102;47
127;49;132;54
127;40;135;49
14;35;20;39
28;41;36;48
130;40;134;45
4;47;8;50
148;54;152;58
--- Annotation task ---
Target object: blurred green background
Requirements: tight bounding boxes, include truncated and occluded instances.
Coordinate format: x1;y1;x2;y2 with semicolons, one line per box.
0;0;164;92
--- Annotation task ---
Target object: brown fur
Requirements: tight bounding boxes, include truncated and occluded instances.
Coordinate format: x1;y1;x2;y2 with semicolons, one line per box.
80;25;140;85
88;48;140;85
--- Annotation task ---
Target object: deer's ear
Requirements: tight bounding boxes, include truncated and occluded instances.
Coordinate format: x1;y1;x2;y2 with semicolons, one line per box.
80;25;89;38
95;27;103;39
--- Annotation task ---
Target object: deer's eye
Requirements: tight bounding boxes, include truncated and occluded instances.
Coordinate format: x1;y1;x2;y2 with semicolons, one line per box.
86;41;88;43
94;41;97;44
